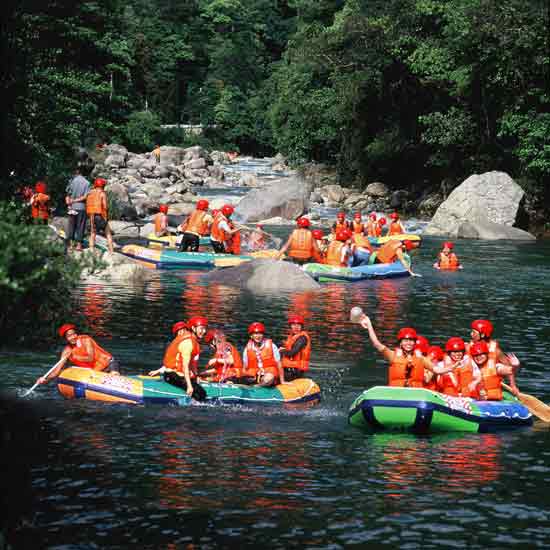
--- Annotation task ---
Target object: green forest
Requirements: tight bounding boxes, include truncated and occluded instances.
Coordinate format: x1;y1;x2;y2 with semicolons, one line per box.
2;0;549;199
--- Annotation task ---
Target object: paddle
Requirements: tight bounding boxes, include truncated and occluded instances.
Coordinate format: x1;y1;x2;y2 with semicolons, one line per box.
22;356;68;397
502;382;550;423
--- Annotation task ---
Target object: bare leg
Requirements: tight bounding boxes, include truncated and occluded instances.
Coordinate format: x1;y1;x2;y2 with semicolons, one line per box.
105;223;114;254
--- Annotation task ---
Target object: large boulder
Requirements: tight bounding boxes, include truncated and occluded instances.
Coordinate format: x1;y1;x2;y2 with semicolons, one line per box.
424;171;533;240
204;259;320;293
159;146;186;166
109;221;141;237
364;182;390;197
235;176;311;222
322;184;346;203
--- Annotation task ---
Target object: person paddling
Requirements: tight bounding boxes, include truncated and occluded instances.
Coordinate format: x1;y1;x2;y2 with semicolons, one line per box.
279;314;311;381
210;204;240;254
434;242;462;270
35;324;120;386
148;318;208;401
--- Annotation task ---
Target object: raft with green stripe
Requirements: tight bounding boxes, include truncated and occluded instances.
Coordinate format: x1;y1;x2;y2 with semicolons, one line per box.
349;386;532;433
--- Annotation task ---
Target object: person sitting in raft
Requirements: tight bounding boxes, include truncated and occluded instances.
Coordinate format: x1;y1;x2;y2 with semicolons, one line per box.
325;228;353;267
438;337;481;398
433;241;462;270
210;204;241;254
375;216;386;237
350;228;374;266
358;318;452;387
201;329;243;383
178;199;212;252
370;239;421;276
388;212;406;235
312;229;328;260
425;345;444;390
467;319;520;395
469;341;520;401
247;224;266;251
277;217;320;264
351;212;364;234
35;324;120;386
331;211;351;235
279;314;311;381
154;204;170;237
30;181;50;225
148;317;208;401
366;213;378;237
86;178;114;254
242;322;285;387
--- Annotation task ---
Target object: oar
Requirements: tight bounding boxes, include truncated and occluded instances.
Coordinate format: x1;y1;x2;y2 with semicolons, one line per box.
22;357;67;397
503;382;550;423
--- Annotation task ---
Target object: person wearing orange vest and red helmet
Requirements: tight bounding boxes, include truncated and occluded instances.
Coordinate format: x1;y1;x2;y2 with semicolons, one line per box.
467;319;520;395
201;329;243;383
371;239;421;276
325;228;353;267
351;212;364;234
434;241;462;270
438;337;481;398
469;341;520;401
35;324;120;386
178;199;212;252
388;212;405;235
242;322;285;387
374;216;386;237
210;204;241;254
425;345;445;391
277;217;320;264
331;211;351;235
279;314;311;381
358;316;452;387
148;317;208;401
154;204;170;237
30;181;50;224
86;178;114;254
312;229;328;260
366;213;378;237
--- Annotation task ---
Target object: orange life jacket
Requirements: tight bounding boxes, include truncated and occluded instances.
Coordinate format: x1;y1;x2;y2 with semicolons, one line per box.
281;331;311;372
288;228;315;260
439;252;459;269
352;233;373;250
388;221;403;235
374;224;383;237
66;335;112;371
479;356;503;400
86;188;107;218
31;192;50;219
183;209;209;236
325;241;349;267
226;229;241;255
437;371;460;396
376;241;402;264
352;221;364;234
388;348;425;387
441;355;478;398
366;220;377;237
211;213;229;243
466;339;499;361
333;221;349;233
154;213;167;236
163;333;200;377
211;342;243;381
457;356;479;398
244;339;279;379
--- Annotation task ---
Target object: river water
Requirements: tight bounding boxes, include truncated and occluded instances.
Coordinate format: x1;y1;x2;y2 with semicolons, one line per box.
2;164;550;548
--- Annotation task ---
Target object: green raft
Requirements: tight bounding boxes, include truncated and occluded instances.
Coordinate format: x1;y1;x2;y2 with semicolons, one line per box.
349;386;532;433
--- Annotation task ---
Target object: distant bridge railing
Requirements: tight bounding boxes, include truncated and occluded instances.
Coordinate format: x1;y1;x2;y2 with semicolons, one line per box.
160;124;217;136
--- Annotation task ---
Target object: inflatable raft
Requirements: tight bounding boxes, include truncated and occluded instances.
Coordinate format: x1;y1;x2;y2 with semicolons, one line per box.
56;367;321;407
349;386;532;433
369;233;421;246
146;232;211;249
303;259;409;282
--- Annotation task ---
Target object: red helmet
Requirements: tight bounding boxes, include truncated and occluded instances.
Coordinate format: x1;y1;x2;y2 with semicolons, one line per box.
397;327;417;341
212;209;220;217
471;319;494;338
221;204;234;217
470;341;489;356
337;211;346;220
354;212;362;219
335;229;349;242
378;217;386;226
288;314;305;326
171;321;187;334
427;345;444;361
35;181;47;193
159;204;169;214
312;229;324;240
297;217;310;228
58;323;76;338
403;240;415;251
390;212;399;220
204;329;223;344
415;335;430;354
443;241;454;249
94;178;107;188
248;322;265;335
187;316;208;329
196;199;209;211
369;213;377;220
445;337;466;352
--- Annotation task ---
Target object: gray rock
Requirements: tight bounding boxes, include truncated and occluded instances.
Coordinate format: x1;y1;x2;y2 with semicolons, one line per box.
106;182;130;204
109;221;141;237
456;219;535;240
165;182;189;195
365;182;389;197
105;154;127;168
240;174;259;187
167;202;196;216
391;189;409;209
322;184;346;203
183;170;205;184
126;156;146;169
344;193;364;207
159;146;186;166
418;193;444;217
104;144;128;158
309;191;323;204
207;165;225;180
184;158;207;170
183;145;208;161
158;178;172;188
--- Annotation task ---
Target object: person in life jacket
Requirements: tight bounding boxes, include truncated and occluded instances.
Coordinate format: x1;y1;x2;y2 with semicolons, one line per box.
439;337;481;398
246;224;266;251
351;212;364;234
414;335;434;389
325;228;353;267
331;211;351;235
86;178;114;254
311;229;328;262
350;226;374;266
30;181;50;224
434;241;462;270
279;314;311;381
469;341;520;401
358;316;452;387
467;319;520;395
154;204;169;237
210;204;241;254
371;239;420;276
152;144;161;164
201;329;243;383
366;213;378;237
148;317;209;401
277;217;320;263
425;345;445;390
242;322;285;387
178;199;213;252
388;212;405;235
36;324;120;386
375;217;386;237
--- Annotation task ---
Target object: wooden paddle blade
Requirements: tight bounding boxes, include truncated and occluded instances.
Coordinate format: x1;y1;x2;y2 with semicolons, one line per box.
503;383;550;422
213;257;250;268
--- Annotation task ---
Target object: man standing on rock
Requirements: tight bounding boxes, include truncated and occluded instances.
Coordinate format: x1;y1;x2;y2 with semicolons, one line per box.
65;163;91;253
153;144;161;164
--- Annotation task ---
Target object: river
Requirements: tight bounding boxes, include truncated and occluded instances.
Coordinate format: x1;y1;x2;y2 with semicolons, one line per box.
1;163;550;548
